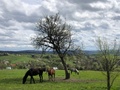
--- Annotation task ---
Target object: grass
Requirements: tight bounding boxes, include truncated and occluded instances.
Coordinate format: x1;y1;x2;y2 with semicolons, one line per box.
0;54;35;64
0;54;120;89
0;69;120;90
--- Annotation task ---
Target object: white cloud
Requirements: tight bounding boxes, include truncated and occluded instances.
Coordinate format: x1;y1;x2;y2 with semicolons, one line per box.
41;0;58;12
0;0;120;51
90;1;112;10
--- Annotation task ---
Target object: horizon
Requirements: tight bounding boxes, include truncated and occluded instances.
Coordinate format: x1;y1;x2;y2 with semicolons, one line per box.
0;48;98;52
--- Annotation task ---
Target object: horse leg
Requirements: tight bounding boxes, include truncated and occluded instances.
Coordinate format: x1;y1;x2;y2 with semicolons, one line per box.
30;76;35;84
48;75;51;81
39;75;43;82
30;76;32;84
41;75;43;82
49;75;52;81
40;76;42;82
51;75;53;81
33;77;35;83
49;75;51;81
39;75;41;82
53;73;55;81
39;74;41;82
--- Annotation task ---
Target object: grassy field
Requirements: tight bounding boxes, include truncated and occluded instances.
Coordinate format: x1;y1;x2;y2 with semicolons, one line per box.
0;69;120;90
0;54;35;63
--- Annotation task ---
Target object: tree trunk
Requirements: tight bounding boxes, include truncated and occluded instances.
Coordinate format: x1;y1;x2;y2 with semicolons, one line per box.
107;70;111;90
60;56;70;79
65;71;70;79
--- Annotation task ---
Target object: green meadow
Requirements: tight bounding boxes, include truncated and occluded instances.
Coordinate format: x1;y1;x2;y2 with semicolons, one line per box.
0;69;120;90
0;53;120;90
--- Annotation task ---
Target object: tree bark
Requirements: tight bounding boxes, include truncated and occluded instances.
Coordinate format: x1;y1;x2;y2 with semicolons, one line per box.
107;70;110;90
60;56;70;79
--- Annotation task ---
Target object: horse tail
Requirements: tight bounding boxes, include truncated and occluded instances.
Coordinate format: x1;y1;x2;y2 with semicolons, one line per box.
22;71;29;84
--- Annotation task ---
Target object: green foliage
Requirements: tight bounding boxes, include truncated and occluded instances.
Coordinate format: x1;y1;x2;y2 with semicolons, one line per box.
0;53;119;70
0;54;34;63
0;54;35;69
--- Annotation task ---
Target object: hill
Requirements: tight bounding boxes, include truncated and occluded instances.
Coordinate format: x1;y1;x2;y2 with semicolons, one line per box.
0;50;98;55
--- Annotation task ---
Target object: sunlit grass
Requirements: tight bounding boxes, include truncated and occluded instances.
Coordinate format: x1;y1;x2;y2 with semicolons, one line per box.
0;69;120;90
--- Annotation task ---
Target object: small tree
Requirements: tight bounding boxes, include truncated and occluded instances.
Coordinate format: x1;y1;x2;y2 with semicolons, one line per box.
96;37;120;90
32;13;73;79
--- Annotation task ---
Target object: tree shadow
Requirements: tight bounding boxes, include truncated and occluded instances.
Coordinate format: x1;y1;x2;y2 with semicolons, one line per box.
0;77;52;84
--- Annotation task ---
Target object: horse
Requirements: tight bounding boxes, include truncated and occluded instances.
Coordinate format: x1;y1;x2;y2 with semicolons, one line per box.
22;68;46;84
47;68;55;81
70;68;79;75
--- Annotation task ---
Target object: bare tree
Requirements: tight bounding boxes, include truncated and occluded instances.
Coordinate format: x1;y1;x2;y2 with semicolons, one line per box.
32;13;73;79
96;37;120;90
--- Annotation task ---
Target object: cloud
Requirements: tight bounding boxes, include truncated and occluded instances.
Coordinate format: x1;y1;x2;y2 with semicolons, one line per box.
0;0;120;51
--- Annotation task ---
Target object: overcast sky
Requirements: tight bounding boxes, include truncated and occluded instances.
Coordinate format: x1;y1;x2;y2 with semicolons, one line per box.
0;0;120;51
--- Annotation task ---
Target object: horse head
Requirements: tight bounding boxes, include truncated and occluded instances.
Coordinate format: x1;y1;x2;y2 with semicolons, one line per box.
22;71;29;84
22;76;27;84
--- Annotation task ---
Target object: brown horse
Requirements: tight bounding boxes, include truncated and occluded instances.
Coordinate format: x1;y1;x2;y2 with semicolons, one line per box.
22;68;46;84
47;68;55;81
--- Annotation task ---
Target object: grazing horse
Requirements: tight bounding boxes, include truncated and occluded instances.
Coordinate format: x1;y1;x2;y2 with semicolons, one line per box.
47;68;55;81
22;68;46;84
70;68;79;75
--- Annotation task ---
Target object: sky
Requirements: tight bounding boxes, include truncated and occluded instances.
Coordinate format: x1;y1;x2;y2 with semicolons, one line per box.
0;0;120;51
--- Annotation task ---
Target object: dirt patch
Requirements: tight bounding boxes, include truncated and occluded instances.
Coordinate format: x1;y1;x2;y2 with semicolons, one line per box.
48;77;105;83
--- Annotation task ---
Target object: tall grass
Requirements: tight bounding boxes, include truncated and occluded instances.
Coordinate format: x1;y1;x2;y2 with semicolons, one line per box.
0;69;120;90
